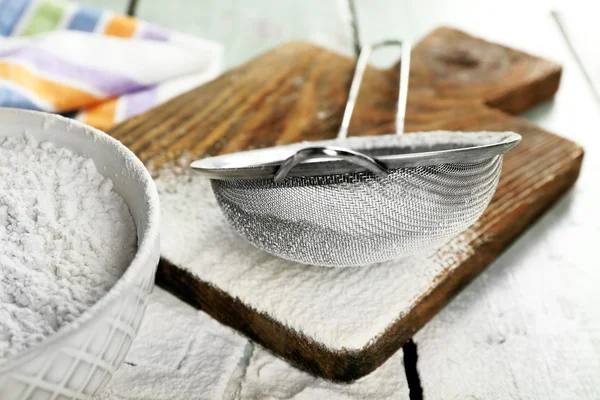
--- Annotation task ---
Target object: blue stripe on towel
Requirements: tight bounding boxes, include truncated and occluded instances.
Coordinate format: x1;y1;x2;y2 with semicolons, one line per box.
0;0;33;36
0;86;43;110
67;5;102;32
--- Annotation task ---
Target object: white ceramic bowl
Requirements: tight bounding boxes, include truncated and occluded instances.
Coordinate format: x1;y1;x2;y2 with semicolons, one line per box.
0;109;160;400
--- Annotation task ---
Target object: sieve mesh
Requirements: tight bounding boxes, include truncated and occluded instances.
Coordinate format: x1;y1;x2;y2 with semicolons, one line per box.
212;155;502;267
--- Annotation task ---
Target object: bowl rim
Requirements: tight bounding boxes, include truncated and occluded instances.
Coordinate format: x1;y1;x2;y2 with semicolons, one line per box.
0;109;160;373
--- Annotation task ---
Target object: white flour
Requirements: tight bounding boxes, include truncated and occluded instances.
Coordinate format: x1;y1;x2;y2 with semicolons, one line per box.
0;135;137;363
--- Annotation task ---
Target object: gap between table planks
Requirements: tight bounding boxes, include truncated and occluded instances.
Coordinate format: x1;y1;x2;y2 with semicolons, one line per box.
107;27;583;381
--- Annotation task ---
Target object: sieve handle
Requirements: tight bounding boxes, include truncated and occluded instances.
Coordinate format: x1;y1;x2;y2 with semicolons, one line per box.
338;40;411;139
273;146;388;183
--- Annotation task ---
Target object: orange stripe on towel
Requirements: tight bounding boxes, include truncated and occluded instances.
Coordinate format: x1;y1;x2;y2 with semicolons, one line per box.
0;63;100;111
104;15;137;38
83;98;118;130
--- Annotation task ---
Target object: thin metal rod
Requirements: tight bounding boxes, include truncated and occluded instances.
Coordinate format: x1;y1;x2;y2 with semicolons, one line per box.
338;40;411;139
346;0;362;56
126;0;139;16
551;10;600;106
396;41;411;135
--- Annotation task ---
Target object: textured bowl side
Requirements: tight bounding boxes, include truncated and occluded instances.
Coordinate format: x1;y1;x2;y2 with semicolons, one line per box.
0;257;157;400
0;109;160;399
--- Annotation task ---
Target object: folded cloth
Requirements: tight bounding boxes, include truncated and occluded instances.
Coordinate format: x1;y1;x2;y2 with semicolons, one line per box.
0;0;222;130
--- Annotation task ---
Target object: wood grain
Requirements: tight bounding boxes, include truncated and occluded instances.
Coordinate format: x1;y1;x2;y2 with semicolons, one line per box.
109;27;562;169
108;27;583;381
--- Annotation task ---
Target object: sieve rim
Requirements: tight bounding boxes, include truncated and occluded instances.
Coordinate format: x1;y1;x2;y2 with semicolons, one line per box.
191;131;520;180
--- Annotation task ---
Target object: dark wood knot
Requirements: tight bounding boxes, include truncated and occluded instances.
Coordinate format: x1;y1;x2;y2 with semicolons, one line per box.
436;49;480;68
426;39;509;83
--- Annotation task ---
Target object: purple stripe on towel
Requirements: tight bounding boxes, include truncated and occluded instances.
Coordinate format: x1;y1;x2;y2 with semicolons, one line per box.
0;47;148;96
123;86;158;119
141;24;170;42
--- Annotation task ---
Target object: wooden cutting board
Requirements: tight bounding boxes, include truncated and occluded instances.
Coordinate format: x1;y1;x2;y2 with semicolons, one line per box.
108;27;583;382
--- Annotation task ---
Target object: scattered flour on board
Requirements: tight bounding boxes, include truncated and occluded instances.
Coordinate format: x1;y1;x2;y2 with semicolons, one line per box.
157;168;477;350
0;135;137;363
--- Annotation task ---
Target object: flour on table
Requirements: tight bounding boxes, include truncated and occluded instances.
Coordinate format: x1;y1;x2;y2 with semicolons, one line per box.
234;343;408;399
99;288;410;400
97;288;247;400
0;135;137;363
158;170;476;350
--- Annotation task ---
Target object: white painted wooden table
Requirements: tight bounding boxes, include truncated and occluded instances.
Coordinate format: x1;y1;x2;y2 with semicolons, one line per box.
78;0;600;398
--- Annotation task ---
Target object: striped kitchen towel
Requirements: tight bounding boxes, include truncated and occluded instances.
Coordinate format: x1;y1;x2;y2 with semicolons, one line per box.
0;0;222;130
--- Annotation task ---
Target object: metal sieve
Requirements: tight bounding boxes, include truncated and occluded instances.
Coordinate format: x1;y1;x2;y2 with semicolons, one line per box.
191;5;521;267
191;48;520;266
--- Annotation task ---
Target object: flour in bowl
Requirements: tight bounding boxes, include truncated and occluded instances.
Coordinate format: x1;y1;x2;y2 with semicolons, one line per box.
0;135;137;363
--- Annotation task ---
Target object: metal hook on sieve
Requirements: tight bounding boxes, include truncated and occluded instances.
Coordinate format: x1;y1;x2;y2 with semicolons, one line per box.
273;146;387;183
273;0;411;183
